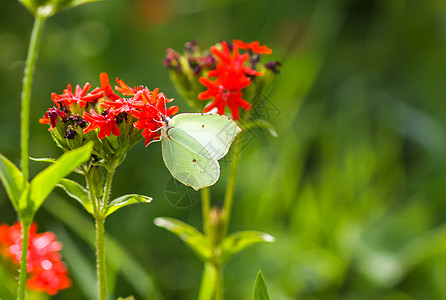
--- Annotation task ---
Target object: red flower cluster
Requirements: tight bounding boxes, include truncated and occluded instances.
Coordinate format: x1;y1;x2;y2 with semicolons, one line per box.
198;40;272;120
40;73;179;146
0;222;71;295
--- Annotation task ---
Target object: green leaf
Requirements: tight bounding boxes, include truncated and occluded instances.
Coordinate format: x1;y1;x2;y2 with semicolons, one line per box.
154;217;212;261
220;231;275;264
0;153;24;211
57;178;92;214
117;297;135;300
92;160;115;173
253;270;270;300
29;156;56;163
243;120;278;138
29;142;93;214
104;194;152;217
19;0;102;18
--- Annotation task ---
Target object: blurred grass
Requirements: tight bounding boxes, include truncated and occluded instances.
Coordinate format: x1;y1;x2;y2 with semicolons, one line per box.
2;0;446;299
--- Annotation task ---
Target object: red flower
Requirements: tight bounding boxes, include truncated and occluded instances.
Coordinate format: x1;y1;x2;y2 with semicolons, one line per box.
198;41;262;120
39;106;67;129
83;109;121;139
101;97;138;115
51;83;102;108
99;72;121;101
232;39;272;55
198;72;251;120
209;41;262;77
0;222;71;295
115;77;149;96
131;89;179;146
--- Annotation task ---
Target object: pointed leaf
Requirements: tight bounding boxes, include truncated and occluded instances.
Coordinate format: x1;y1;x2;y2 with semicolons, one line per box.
220;231;275;263
0;153;24;211
243;120;278;138
104;194;152;217
92;160;115;173
29;142;93;213
29;157;56;163
154;217;212;261
253;270;270;300
19;0;102;18
57;178;92;214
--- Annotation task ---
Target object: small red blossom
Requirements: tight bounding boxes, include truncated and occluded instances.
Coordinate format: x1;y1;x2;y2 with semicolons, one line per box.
209;41;262;77
0;222;71;295
232;39;272;55
51;83;102;108
198;41;265;120
131;89;179;146
83;109;121;139
115;78;149;96
39;106;67;129
99;72;121;101
198;73;251;120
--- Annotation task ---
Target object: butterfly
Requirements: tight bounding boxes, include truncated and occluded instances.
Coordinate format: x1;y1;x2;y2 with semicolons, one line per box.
161;113;241;190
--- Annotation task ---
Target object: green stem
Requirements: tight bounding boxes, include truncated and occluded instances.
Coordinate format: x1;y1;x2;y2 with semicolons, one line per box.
18;221;31;300
222;135;242;236
95;217;106;300
94;168;114;300
214;263;224;300
20;16;46;183
101;169;115;211
201;187;211;235
85;169;99;215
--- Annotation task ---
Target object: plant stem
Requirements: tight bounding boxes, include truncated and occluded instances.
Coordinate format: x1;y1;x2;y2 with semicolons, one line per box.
20;16;46;183
101;169;115;211
201;187;211;235
85;169;99;215
94;168;114;300
95;217;106;300
222;135;242;236
18;221;31;300
214;263;224;300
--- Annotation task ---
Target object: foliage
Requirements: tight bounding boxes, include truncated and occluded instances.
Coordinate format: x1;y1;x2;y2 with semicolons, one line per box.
1;0;446;299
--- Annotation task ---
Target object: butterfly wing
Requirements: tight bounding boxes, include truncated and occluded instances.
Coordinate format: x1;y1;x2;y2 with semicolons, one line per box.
162;126;220;190
168;113;241;161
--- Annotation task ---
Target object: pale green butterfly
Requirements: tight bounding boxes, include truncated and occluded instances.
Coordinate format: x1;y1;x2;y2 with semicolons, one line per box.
161;113;241;190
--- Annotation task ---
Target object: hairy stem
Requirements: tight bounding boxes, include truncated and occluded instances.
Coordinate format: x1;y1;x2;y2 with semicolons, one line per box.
95;217;106;300
101;169;115;211
18;221;31;300
21;16;46;183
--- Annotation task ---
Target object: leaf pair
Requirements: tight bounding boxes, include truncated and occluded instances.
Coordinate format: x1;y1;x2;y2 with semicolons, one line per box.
57;178;152;217
154;217;275;264
0;143;93;221
19;0;101;18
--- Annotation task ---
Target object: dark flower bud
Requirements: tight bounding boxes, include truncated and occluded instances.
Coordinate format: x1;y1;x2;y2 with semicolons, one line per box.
184;40;199;53
115;112;127;125
64;127;77;139
265;61;282;74
163;48;182;73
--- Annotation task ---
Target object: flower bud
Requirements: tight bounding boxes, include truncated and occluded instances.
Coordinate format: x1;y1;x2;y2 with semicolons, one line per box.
208;206;226;246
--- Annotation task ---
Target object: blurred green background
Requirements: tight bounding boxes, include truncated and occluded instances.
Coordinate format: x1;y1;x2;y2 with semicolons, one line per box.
2;0;446;299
